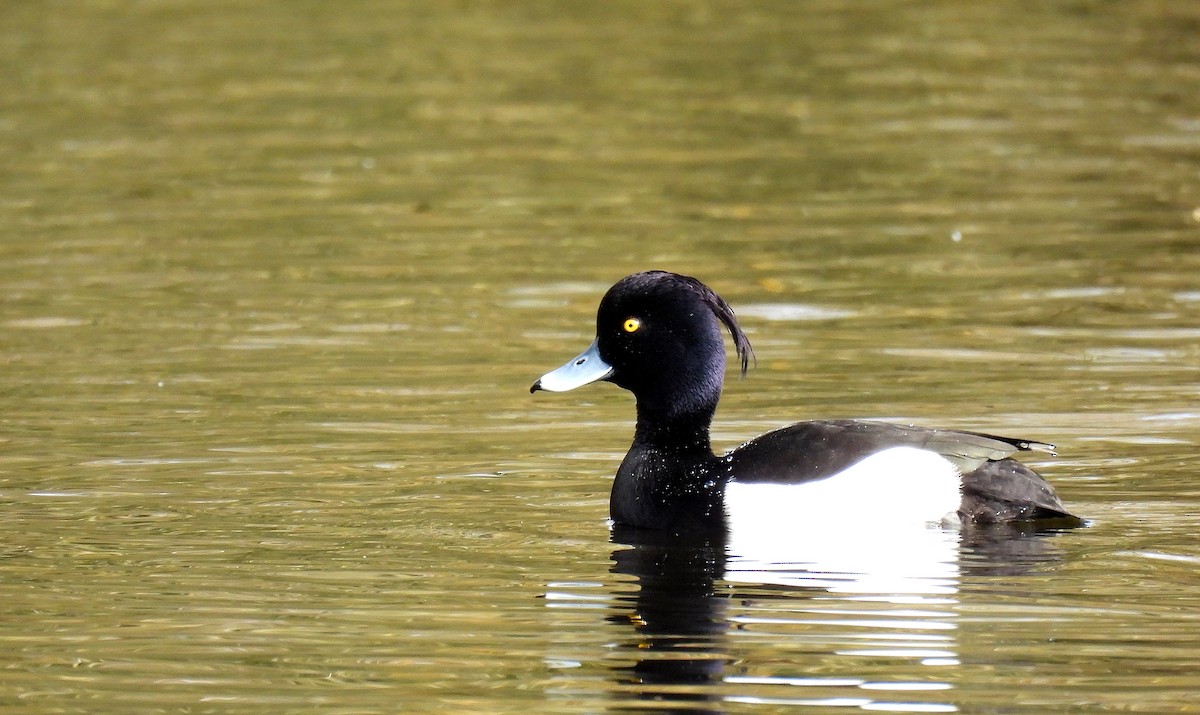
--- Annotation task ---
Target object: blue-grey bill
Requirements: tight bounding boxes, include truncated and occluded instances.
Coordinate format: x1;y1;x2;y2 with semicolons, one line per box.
530;338;614;393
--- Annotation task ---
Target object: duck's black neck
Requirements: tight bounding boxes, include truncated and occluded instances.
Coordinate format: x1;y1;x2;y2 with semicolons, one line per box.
610;402;726;534
632;406;715;455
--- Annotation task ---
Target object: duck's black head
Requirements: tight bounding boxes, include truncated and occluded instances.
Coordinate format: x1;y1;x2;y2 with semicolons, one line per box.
532;271;753;418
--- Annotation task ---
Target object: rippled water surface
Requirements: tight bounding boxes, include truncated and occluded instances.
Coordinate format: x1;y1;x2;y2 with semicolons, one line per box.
3;1;1200;712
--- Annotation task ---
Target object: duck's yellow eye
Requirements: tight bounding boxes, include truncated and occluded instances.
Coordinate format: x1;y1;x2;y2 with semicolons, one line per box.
623;317;641;333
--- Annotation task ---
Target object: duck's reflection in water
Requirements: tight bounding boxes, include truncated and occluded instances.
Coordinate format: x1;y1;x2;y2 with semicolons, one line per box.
593;523;1071;714
608;527;729;713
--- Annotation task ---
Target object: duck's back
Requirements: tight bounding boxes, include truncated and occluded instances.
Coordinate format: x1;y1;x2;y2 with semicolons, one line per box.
724;419;1080;524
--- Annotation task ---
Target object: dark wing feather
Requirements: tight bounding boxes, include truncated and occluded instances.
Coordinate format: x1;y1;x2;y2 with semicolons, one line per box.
959;458;1082;525
726;419;1040;482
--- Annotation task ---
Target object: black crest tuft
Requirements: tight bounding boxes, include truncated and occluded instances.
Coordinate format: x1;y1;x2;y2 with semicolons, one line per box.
640;271;756;377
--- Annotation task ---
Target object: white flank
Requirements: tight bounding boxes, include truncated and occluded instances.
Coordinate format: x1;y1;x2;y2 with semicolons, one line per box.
724;446;963;594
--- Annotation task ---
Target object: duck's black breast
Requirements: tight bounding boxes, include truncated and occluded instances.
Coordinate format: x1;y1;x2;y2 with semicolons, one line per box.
611;441;729;535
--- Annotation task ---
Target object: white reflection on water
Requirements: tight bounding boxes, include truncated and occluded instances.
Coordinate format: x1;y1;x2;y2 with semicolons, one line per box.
592;518;1079;712
541;517;979;713
724;524;961;596
736;302;858;321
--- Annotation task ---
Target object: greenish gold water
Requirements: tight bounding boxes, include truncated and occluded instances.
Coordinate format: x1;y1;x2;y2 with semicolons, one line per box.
2;1;1200;712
